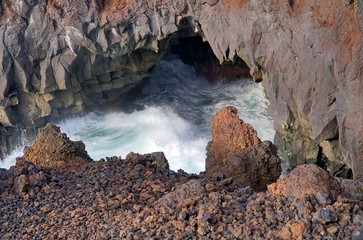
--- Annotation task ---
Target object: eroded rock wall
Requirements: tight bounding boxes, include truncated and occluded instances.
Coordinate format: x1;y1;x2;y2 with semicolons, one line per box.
1;0;362;179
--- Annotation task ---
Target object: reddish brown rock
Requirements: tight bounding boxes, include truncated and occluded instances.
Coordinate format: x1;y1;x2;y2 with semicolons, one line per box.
1;148;363;239
268;164;342;202
219;141;281;192
23;123;92;169
125;152;169;170
206;106;260;174
278;220;310;239
206;106;281;191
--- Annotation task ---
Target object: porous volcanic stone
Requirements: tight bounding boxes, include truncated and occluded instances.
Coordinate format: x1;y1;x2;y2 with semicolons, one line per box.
206;106;260;174
206;106;281;191
268;164;342;202
23;123;92;169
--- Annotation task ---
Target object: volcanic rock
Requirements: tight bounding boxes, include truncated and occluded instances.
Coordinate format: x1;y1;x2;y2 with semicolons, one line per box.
268;164;341;203
206;106;281;191
219;141;282;192
0;0;363;180
335;177;363;201
1;146;362;239
206;106;261;173
312;208;338;224
154;179;206;210
23;123;92;169
10;158;50;197
0;168;12;193
278;220;310;239
125;152;169;170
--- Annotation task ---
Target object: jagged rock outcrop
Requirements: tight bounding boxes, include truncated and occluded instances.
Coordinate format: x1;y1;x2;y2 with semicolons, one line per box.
206;106;261;173
206;106;281;191
23;123;92;169
1;0;363;179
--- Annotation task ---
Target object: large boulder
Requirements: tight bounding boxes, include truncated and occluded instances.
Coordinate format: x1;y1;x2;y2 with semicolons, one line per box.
23;123;92;169
206;106;281;191
268;164;342;203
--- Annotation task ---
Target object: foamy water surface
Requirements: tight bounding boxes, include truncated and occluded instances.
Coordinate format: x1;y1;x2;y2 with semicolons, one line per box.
1;55;274;173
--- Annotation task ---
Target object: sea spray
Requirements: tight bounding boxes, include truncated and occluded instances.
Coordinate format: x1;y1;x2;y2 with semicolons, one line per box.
0;54;274;173
58;107;207;172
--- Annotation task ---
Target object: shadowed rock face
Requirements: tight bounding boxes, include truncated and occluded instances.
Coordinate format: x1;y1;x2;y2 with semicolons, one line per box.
1;0;363;179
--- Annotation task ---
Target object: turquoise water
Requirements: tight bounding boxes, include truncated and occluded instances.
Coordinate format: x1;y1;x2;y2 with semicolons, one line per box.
1;55;274;173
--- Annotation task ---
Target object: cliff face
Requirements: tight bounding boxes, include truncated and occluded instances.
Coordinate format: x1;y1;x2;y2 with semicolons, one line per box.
1;0;362;179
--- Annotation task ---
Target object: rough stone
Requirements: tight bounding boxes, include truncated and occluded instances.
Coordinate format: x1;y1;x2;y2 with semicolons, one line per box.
125;152;169;170
352;227;363;240
279;220;310;239
1;146;363;239
219;141;281;191
23;123;92;169
206;106;281;191
268;164;341;202
0;0;363;180
335;177;363;201
154;180;206;209
312;208;338;224
206;106;260;174
13;174;28;196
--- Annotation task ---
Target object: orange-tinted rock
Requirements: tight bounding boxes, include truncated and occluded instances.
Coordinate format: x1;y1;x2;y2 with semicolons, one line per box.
23;123;92;169
206;106;281;191
206;106;260;174
278;220;310;239
268;164;341;202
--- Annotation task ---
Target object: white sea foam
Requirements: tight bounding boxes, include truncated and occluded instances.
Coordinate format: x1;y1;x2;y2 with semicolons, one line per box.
0;54;275;173
1;147;23;169
58;106;207;173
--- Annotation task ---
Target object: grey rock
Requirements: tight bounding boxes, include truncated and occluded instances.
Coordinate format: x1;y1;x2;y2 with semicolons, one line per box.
13;174;28;196
352;227;363;240
312;208;338;224
353;211;363;225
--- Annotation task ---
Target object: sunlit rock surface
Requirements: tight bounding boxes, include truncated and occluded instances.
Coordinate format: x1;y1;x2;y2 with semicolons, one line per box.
206;106;281;191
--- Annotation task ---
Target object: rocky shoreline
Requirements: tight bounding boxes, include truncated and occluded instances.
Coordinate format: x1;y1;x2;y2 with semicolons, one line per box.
1;107;362;239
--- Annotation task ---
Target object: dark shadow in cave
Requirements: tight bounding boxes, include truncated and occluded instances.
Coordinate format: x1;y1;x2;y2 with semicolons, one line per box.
170;35;251;84
112;34;254;113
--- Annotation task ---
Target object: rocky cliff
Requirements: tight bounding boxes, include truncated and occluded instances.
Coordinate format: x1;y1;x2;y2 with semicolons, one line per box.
1;0;363;179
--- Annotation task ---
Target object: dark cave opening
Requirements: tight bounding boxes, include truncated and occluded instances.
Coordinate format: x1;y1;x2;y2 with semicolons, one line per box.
169;35;251;84
116;34;254;112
